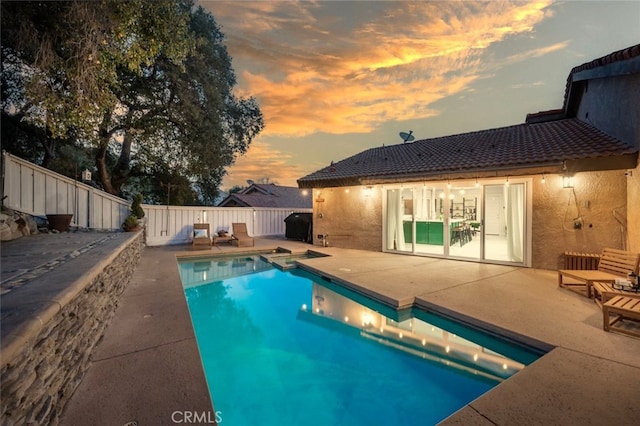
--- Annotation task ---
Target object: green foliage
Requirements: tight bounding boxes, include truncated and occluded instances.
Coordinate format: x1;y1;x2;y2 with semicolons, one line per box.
1;0;264;203
131;194;145;218
122;214;139;229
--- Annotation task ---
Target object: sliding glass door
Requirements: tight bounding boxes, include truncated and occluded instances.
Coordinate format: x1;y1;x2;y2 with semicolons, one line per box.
384;180;528;266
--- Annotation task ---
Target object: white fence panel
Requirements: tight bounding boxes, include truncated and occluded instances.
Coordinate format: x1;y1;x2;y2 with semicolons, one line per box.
2;152;130;229
3;152;312;243
143;206;312;246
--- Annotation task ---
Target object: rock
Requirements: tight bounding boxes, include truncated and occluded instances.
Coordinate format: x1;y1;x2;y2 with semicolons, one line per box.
0;222;11;241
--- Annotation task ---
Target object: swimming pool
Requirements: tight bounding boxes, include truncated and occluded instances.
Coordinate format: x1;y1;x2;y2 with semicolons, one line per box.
178;254;540;425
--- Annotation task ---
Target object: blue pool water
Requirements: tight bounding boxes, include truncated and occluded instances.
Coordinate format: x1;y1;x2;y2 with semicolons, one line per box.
178;255;541;426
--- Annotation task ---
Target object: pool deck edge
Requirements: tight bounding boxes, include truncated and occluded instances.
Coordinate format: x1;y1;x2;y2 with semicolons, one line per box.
53;238;640;425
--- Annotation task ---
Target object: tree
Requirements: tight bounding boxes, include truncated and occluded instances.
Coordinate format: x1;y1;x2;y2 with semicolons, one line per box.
1;1;263;204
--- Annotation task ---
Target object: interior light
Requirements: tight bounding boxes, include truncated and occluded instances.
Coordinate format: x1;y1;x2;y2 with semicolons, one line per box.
345;188;350;193
447;181;451;189
459;189;465;195
399;332;403;339
448;194;455;200
505;177;510;186
344;316;349;322
541;173;546;184
503;363;508;370
421;339;426;346
301;304;307;311
475;178;479;188
473;353;478;362
301;189;309;196
439;192;445;199
445;346;450;353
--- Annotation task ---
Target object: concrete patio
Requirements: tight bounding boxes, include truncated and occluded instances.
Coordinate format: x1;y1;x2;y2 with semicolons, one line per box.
2;232;639;425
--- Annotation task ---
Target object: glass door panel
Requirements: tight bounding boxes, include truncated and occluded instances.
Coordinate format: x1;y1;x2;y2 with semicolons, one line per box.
483;183;525;263
386;188;413;252
448;183;481;259
414;185;445;256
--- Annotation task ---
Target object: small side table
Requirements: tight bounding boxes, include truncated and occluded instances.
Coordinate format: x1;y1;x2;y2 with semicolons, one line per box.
213;236;233;246
592;281;639;307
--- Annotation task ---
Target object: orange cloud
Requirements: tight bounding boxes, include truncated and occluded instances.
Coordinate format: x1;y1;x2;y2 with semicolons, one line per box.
205;1;554;139
223;139;312;188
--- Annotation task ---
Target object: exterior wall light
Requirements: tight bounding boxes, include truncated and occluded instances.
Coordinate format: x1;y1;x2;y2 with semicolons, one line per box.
562;175;573;188
363;186;373;197
81;169;92;181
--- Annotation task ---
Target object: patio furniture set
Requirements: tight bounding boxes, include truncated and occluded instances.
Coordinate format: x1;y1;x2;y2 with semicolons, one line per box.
558;248;640;338
191;222;255;249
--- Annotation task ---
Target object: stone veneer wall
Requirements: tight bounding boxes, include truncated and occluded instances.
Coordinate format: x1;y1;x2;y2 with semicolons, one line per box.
0;232;144;426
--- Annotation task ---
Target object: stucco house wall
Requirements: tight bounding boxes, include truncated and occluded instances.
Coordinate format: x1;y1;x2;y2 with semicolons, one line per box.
573;73;640;149
312;171;630;271
312;186;383;251
628;163;640;253
532;170;627;270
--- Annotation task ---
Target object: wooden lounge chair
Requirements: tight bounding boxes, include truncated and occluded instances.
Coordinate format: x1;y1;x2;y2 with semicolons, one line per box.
192;223;212;249
231;222;254;247
558;248;640;298
603;294;640;338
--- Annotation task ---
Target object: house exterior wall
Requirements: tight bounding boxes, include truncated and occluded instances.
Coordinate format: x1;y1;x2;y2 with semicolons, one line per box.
309;171;631;271
532;170;627;270
311;186;383;250
574;73;640;148
628;162;640;253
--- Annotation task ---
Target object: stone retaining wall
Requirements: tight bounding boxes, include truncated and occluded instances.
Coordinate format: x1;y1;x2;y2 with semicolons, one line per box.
0;232;144;426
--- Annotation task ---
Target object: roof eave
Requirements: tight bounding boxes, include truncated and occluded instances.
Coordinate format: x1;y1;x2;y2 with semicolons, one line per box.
297;154;637;189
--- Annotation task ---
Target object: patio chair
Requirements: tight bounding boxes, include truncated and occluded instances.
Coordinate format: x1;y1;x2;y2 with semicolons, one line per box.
192;223;212;249
558;248;640;298
231;222;255;247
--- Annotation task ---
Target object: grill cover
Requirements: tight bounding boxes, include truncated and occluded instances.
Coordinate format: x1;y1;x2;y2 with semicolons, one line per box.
284;212;313;242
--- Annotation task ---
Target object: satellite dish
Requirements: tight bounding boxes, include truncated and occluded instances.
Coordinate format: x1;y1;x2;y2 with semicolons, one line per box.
399;130;415;143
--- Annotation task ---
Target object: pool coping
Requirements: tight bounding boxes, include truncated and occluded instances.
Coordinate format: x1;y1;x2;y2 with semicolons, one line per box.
57;239;640;425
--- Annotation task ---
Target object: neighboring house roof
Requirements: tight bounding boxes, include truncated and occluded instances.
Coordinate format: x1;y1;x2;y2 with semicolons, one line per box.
217;183;312;208
298;45;639;189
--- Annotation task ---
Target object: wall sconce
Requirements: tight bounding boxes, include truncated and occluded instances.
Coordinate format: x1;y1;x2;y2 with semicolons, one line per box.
81;169;92;181
363;186;373;197
541;173;546;184
562;175;573;188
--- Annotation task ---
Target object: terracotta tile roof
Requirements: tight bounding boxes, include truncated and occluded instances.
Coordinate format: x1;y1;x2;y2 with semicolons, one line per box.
298;118;635;188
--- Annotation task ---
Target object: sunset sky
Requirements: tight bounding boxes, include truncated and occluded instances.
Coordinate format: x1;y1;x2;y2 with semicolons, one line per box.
200;1;640;190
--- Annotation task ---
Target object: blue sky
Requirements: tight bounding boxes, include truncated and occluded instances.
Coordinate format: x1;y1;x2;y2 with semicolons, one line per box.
200;1;640;189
